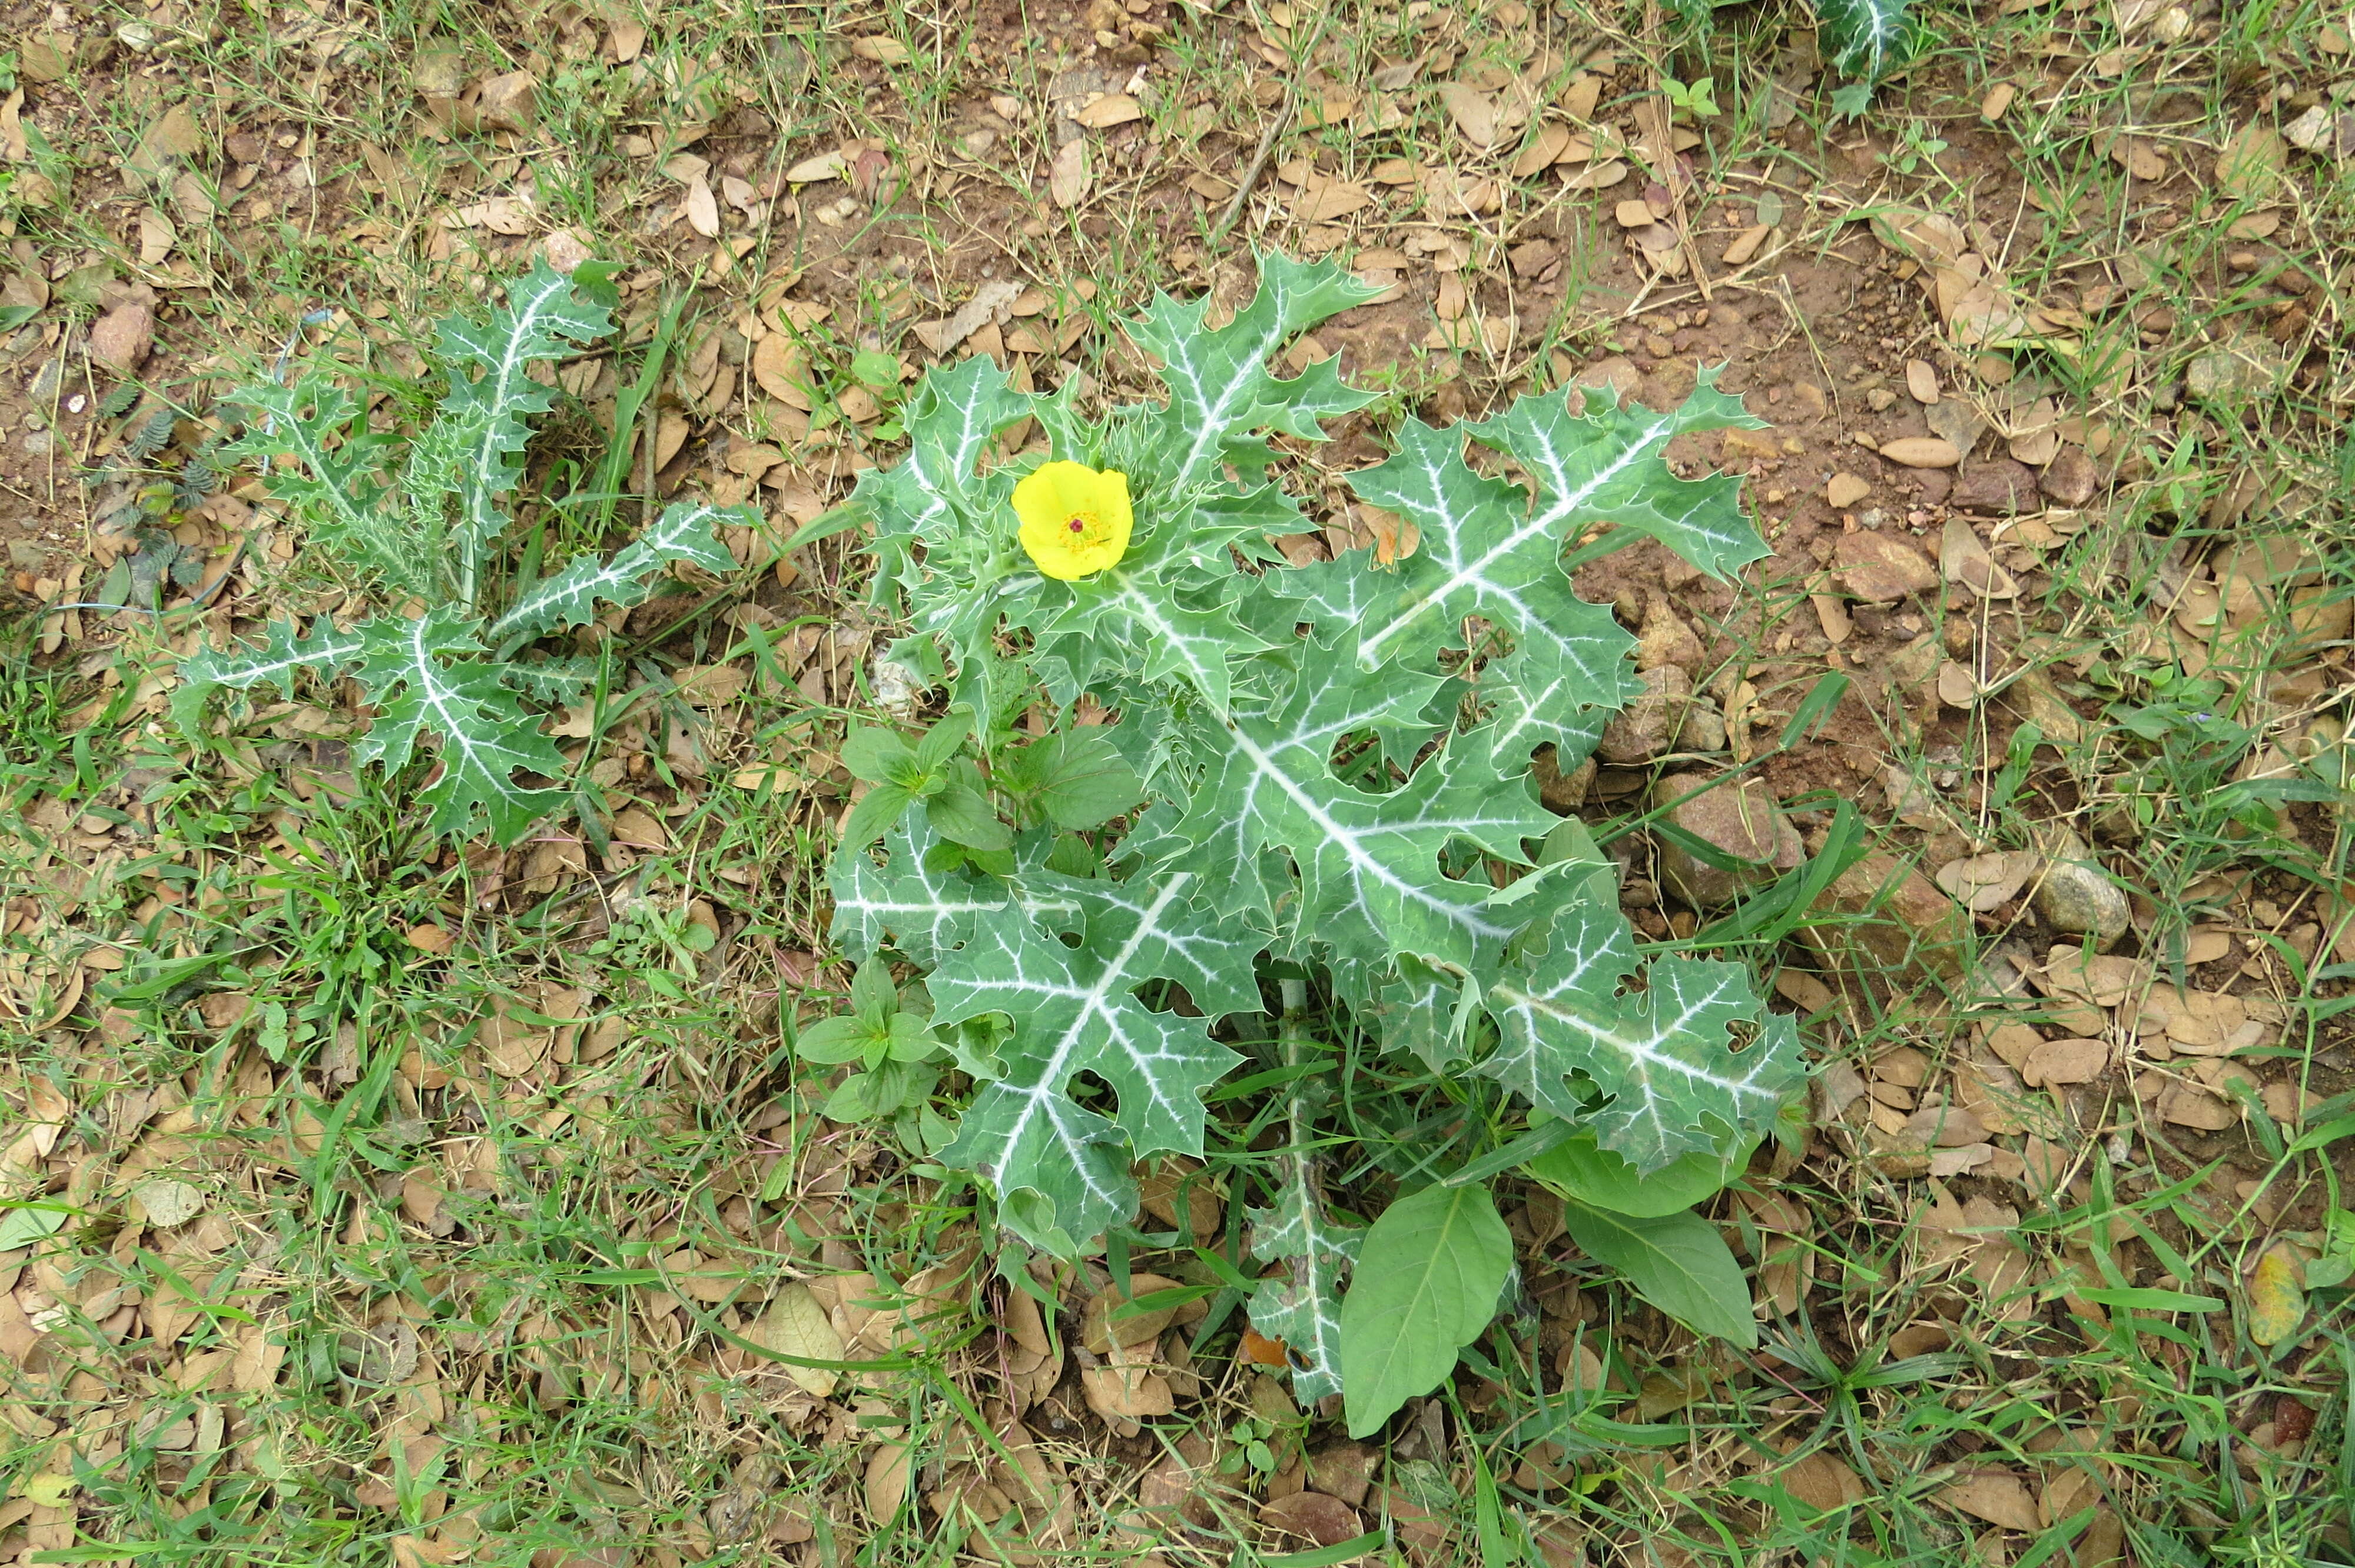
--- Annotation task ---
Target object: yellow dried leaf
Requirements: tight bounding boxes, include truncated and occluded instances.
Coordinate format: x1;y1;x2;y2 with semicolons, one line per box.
2248;1243;2306;1347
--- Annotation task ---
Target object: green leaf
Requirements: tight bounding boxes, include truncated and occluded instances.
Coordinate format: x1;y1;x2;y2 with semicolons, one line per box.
489;501;742;642
342;609;572;843
840;782;917;850
930;872;1264;1254
1477;892;1805;1172
1247;1173;1365;1403
431;260;615;587
174;614;370;735
1336;1182;1512;1437
851;349;902;390
832;819;1029;969
856;354;1035;596
842;727;916;785
1814;0;1922;83
925;785;1012;852
1557;1197;1756;1347
0;1201;70;1252
227;380;418;597
794;1015;872;1065
1524;1129;1753;1217
1004;731;1145;829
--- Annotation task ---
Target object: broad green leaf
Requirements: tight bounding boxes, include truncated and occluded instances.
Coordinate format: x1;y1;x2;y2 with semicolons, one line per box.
1557;1198;1756;1348
925;785;1012;852
1336;1182;1512;1437
930;872;1262;1254
1478;892;1805;1171
1247;1174;1364;1404
0;1201;70;1252
839;783;916;852
1002;730;1146;829
1523;1129;1753;1217
1814;0;1921;83
431;260;615;589
489;501;742;641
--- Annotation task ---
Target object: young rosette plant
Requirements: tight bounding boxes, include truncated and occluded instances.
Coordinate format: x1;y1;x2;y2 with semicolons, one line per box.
828;253;1805;1431
174;261;752;843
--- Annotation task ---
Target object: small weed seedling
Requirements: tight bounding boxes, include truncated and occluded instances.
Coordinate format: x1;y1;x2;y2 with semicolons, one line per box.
175;261;752;843
822;253;1801;1434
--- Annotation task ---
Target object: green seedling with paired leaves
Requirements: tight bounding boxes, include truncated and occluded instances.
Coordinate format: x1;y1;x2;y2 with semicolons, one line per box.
828;252;1804;1432
795;959;953;1141
174;261;752;843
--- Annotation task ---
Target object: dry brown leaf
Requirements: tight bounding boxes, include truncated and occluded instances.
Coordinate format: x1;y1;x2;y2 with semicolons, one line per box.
2215;123;2290;204
1781;1451;1867;1511
866;1442;913;1521
1879;436;1962;469
685;174;721;238
1291;180;1371;223
1082;1273;1188;1353
850;35;912;64
1440;82;1500;147
1936;851;2031;912
1510;122;1571;177
1942;1469;2042;1532
1071;93;1141;128
1082;1361;1175;1429
1049;138;1090;207
2021;1037;2105;1088
751;1284;843;1396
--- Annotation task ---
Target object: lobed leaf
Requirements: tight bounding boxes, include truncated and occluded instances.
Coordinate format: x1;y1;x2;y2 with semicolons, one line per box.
928;872;1262;1254
339;608;572;844
430;260;616;589
490;501;745;642
1478;893;1805;1171
1246;1175;1364;1404
1814;0;1922;84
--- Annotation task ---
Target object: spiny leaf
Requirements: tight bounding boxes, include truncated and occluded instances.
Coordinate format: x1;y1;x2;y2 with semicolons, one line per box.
1124;251;1381;491
1814;0;1921;84
829;818;1082;971
431;260;615;586
1159;632;1554;972
929;872;1261;1254
226;381;414;595
1247;1175;1364;1404
339;608;572;843
175;614;370;733
490;501;745;642
1477;892;1805;1171
1281;374;1762;744
858;353;1036;604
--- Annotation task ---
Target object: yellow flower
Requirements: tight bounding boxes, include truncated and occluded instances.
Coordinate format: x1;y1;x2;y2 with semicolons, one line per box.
1014;460;1132;581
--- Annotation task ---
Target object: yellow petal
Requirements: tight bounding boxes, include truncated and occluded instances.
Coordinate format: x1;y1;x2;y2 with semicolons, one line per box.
1015;461;1132;580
